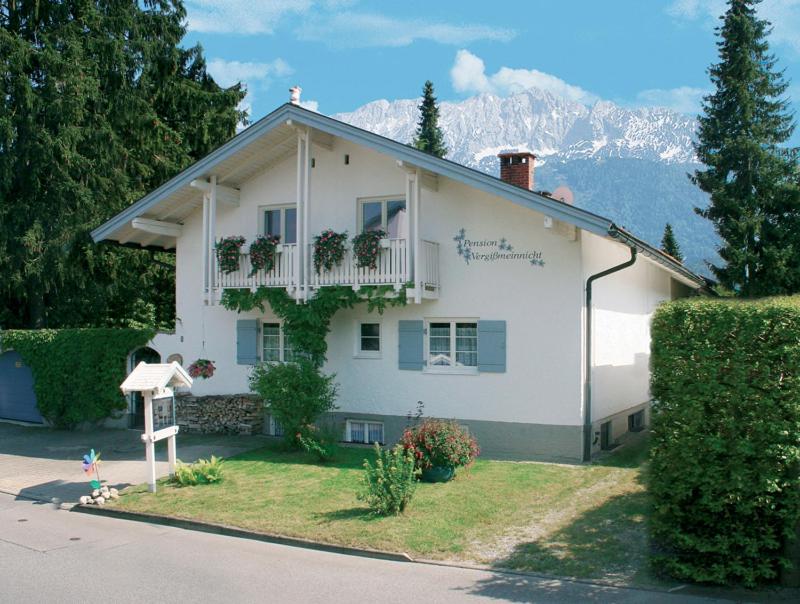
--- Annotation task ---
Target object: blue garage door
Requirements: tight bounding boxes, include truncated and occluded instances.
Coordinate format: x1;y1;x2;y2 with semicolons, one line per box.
0;351;43;423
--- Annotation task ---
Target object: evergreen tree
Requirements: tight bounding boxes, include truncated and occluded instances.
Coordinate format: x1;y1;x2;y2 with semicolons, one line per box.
693;0;800;296
413;81;447;158
660;223;684;262
0;1;245;328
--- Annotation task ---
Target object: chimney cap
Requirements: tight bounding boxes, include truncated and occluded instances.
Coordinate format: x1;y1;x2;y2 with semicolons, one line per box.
289;86;302;105
497;150;536;159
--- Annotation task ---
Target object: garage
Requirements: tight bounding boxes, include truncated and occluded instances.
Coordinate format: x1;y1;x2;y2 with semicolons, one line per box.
0;351;43;423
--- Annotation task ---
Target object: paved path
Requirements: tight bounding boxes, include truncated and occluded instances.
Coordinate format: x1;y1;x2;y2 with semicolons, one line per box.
0;422;266;504
0;494;738;604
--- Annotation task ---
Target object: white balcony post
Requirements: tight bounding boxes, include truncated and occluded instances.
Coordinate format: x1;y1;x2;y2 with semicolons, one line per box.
208;175;218;304
413;169;422;304
295;130;305;302
201;192;209;303
303;127;311;301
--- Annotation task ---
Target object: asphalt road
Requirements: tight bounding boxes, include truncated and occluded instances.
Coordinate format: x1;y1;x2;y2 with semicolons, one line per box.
0;494;742;604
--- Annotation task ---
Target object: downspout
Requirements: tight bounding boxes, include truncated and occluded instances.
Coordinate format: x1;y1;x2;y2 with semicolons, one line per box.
582;243;637;462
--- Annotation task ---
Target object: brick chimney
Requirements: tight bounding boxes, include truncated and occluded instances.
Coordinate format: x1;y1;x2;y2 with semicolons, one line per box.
498;151;536;191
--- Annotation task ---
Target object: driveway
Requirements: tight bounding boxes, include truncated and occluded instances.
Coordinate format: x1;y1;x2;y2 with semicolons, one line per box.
0;422;266;504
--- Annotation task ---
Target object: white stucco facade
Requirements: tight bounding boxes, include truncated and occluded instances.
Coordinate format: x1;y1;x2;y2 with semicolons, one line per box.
99;105;706;461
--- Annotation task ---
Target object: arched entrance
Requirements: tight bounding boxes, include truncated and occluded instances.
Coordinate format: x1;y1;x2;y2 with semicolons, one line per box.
128;347;161;428
0;351;43;423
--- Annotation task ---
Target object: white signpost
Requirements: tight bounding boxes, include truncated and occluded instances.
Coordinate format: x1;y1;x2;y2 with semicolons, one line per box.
120;362;193;493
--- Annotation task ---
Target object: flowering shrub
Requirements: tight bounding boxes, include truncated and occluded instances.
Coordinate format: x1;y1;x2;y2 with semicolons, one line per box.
216;236;246;274
313;229;348;273
187;359;215;379
401;418;479;470
358;443;419;515
249;234;280;276
352;229;386;270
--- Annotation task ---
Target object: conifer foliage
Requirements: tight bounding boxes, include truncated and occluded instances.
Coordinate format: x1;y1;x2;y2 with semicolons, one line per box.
0;1;246;328
660;223;684;262
693;0;800;296
413;81;448;158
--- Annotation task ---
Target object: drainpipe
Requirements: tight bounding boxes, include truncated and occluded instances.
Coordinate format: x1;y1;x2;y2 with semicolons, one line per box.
582;243;637;462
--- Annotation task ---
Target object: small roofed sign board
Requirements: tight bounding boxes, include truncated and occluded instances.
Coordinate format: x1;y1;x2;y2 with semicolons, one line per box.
120;362;193;493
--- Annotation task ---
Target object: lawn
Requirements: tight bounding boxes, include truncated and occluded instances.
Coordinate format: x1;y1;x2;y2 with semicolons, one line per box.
111;435;653;585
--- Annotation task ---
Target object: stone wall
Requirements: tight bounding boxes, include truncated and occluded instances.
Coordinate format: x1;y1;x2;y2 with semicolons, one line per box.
175;393;263;435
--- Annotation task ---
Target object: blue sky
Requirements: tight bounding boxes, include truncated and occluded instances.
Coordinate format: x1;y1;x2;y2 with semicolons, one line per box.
184;0;800;128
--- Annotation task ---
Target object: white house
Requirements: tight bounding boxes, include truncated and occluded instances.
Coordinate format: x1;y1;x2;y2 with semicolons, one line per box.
92;96;709;462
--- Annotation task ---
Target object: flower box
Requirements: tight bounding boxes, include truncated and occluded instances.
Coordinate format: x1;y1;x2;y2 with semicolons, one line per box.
379;238;391;249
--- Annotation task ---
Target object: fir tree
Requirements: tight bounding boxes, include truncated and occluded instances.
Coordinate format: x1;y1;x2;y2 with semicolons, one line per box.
0;1;245;328
661;223;684;262
693;0;800;296
413;81;448;158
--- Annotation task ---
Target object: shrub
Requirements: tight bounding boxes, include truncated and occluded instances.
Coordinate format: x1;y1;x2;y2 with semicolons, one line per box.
173;456;224;486
649;297;800;586
249;359;338;448
400;418;479;470
298;420;341;462
358;443;419;515
0;328;154;428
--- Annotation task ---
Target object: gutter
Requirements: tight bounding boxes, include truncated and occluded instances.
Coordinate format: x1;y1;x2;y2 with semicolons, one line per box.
582;243;638;462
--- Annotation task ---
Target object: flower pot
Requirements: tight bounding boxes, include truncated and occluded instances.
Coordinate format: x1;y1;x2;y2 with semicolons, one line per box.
379;238;391;248
275;244;284;253
421;466;454;483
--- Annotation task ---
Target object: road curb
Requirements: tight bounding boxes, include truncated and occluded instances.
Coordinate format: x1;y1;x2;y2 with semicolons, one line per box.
70;504;414;563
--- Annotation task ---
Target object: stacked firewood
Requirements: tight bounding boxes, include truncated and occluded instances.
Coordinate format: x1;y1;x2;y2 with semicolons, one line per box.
175;394;264;435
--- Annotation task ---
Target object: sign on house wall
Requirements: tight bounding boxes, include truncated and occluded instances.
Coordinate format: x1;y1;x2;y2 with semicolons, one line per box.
454;228;545;268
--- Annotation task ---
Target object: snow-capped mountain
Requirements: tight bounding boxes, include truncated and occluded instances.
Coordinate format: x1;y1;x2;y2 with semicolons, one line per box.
334;88;699;170
334;88;716;274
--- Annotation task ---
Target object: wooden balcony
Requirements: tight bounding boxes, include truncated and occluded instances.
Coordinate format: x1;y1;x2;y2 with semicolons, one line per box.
213;238;439;300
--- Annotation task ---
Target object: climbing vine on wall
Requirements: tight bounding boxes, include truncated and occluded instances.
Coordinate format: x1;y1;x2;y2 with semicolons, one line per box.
221;285;409;366
1;328;155;428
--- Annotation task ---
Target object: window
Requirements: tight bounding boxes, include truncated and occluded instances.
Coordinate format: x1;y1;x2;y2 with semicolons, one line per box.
346;420;384;444
356;322;381;357
262;322;296;362
427;320;478;370
628;410;645;433
358;197;407;238
262;205;297;244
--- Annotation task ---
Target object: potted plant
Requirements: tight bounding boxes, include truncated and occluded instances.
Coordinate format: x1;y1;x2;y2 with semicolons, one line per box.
313;229;348;274
352;229;386;270
216;236;246;274
187;359;216;379
400;418;480;482
248;234;281;276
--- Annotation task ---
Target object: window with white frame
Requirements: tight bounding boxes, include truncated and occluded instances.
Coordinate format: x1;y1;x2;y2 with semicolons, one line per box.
346;420;384;444
262;205;297;244
427;320;478;369
358;197;407;238
356;321;381;356
262;322;296;362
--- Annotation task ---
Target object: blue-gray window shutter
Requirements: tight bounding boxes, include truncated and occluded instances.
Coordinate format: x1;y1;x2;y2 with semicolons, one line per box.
398;320;424;370
478;320;506;373
236;319;259;365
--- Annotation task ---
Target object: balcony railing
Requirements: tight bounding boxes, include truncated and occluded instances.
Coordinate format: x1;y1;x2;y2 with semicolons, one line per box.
310;238;409;289
213;238;439;297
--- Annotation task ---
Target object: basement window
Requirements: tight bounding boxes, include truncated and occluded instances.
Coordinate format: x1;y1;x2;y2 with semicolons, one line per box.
628;410;645;433
346;420;384;444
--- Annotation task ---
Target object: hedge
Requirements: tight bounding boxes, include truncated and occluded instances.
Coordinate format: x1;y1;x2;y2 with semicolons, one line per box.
649;297;800;586
1;328;155;428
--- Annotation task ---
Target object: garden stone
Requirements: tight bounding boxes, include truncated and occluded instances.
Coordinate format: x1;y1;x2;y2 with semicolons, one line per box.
94;496;105;505
92;489;100;498
79;496;90;505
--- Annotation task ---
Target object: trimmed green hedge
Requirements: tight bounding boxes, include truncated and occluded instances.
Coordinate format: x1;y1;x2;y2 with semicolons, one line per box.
1;328;154;428
650;297;800;586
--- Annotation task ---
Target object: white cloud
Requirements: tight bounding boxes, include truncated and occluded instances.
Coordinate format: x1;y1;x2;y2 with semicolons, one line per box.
296;13;515;48
207;59;293;89
185;0;312;34
299;99;320;112
450;49;596;104
636;86;709;114
667;0;800;53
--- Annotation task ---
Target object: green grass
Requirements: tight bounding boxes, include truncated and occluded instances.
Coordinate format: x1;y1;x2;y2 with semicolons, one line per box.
112;436;655;584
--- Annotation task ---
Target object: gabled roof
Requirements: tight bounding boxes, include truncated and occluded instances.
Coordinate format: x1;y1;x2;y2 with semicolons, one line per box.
91;103;710;290
120;361;193;394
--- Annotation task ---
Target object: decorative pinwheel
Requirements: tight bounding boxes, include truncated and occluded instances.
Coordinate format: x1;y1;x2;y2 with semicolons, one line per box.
82;449;102;489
